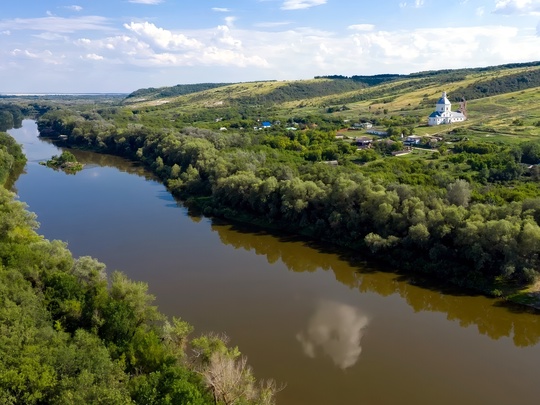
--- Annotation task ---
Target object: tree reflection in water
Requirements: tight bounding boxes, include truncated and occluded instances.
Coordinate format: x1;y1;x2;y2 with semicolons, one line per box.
211;221;540;347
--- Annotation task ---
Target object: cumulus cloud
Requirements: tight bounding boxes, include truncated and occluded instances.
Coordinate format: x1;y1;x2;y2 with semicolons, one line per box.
214;25;242;48
281;0;327;10
74;22;268;69
212;7;230;12
124;22;203;50
296;301;369;369
494;0;540;15
82;53;104;60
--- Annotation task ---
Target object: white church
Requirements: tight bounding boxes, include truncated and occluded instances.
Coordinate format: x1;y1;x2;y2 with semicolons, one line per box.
428;91;467;126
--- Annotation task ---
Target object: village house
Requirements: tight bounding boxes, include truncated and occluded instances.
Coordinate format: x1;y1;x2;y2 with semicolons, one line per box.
428;92;466;126
355;136;374;149
404;135;422;145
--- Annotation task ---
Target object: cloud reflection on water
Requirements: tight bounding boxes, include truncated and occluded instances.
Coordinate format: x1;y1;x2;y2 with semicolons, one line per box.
296;300;369;369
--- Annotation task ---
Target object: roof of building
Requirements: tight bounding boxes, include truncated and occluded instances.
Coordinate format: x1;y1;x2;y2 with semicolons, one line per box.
437;92;451;105
429;111;466;119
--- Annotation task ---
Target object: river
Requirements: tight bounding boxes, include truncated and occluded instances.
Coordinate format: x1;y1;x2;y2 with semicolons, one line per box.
8;120;540;405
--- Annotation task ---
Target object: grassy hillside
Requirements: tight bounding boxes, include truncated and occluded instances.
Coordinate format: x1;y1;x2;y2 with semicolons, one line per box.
117;61;540;143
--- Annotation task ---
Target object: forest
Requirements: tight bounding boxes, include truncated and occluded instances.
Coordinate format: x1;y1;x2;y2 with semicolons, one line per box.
0;130;278;404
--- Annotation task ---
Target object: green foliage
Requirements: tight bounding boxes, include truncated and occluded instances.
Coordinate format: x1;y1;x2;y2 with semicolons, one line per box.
0;132;26;184
125;83;232;101
452;67;540;101
42;151;83;173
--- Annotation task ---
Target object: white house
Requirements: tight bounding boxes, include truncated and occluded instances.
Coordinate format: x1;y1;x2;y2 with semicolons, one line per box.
428;92;466;126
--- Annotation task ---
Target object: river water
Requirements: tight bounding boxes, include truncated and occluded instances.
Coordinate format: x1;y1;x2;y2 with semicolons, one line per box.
8;120;540;405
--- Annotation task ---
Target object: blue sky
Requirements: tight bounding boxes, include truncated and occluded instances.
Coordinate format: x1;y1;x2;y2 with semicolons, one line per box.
1;0;540;93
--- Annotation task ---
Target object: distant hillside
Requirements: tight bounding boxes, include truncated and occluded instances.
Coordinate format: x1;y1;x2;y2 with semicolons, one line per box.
121;61;540;123
124;82;233;102
229;79;368;105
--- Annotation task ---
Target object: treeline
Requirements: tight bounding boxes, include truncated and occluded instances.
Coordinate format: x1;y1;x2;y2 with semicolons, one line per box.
37;110;540;293
125;83;233;101
316;61;540;88
0;130;278;404
233;80;367;107
0;105;25;132
314;74;404;86
451;68;540;101
0;131;26;183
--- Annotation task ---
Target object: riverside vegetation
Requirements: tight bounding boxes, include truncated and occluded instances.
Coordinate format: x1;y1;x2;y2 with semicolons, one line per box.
40;150;84;173
0;130;279;404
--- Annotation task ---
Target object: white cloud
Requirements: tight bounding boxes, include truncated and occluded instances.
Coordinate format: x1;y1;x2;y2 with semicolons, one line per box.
11;48;62;64
348;24;375;32
253;21;292;28
281;0;326;11
128;0;163;4
33;32;68;41
74;23;268;69
477;6;485;16
1;30;11;35
224;16;236;28
214;25;242;48
64;5;83;12
124;22;203;50
0;16;111;33
400;0;426;8
83;53;104;60
212;7;231;12
494;0;540;15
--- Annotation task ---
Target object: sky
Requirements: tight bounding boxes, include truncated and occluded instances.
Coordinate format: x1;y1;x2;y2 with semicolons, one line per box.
1;0;540;93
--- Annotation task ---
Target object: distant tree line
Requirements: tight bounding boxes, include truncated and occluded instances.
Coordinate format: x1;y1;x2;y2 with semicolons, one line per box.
451;69;540;101
125;83;233;101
